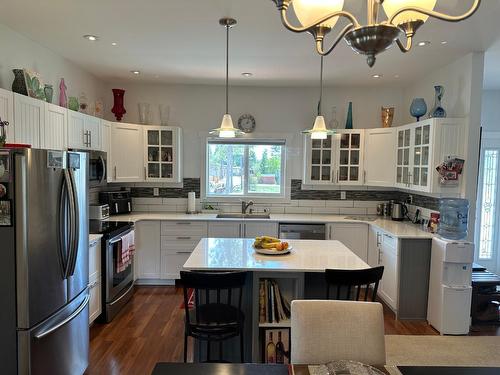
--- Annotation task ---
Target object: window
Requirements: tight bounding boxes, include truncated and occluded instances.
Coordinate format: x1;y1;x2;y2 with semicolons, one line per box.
478;149;499;260
206;139;285;197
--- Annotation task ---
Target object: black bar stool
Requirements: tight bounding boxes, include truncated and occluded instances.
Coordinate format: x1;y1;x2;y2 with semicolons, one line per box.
180;270;247;363
325;266;384;301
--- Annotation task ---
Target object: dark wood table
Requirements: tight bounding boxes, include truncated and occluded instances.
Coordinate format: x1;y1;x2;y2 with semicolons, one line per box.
398;366;500;375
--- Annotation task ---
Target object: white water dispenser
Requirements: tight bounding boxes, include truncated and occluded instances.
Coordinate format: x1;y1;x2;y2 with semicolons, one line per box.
427;237;474;335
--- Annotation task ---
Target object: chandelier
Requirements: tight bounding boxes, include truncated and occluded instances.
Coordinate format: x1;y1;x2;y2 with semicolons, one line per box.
270;0;481;67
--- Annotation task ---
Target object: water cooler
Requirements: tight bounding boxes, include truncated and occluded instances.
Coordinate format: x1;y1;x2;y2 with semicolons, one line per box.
427;236;474;335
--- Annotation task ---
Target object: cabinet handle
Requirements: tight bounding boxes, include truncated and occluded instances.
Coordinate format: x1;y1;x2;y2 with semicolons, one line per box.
384;234;393;239
329;226;332;240
144;166;147;180
114;166;117;180
376;233;381;246
176;222;191;225
177;236;191;240
89;130;92;148
378;249;382;264
176;251;192;254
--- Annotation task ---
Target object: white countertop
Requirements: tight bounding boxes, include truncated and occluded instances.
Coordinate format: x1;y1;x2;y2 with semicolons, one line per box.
183;238;369;272
108;212;433;239
89;234;102;244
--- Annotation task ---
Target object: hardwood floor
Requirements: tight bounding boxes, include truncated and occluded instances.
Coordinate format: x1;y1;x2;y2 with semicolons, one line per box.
86;286;498;375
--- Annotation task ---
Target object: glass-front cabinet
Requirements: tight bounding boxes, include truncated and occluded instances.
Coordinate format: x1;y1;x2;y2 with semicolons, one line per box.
143;126;182;183
303;130;364;186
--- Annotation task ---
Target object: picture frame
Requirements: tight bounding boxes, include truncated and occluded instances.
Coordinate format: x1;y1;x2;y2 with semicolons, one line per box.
0;200;12;227
262;328;290;364
0;151;10;181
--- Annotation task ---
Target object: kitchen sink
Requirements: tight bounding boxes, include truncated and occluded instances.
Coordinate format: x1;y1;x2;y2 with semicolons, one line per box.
216;213;271;219
344;216;378;222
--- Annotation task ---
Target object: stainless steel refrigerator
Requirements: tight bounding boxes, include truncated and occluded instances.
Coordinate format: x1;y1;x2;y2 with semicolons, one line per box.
0;148;89;375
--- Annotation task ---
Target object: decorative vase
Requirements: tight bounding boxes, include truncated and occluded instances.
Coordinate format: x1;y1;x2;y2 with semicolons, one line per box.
381;106;394;128
345;102;353;129
44;84;54;103
328;106;339;129
138;103;151;124
79;92;89;114
410;98;427;121
111;89;126;121
59;78;67;108
429;85;447;118
12;69;28;96
68;97;79;111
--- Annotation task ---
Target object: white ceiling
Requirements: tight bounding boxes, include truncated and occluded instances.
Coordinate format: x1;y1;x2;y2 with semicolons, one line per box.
1;0;500;87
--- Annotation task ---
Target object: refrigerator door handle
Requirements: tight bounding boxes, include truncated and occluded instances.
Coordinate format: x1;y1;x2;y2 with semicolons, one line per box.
67;169;80;277
99;155;106;184
58;174;71;279
34;293;90;340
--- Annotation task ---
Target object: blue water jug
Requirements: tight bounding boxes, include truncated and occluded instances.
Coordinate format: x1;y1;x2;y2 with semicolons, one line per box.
438;198;469;240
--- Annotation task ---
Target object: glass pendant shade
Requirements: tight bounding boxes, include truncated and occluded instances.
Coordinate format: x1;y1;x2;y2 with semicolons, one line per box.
302;115;334;139
383;0;437;25
210;114;243;138
292;0;345;29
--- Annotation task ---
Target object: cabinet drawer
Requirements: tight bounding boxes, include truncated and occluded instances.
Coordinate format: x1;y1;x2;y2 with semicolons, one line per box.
381;232;398;250
161;237;199;254
161;251;191;280
161;221;208;237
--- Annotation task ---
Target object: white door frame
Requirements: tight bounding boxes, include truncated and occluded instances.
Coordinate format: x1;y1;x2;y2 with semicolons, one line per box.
475;131;500;273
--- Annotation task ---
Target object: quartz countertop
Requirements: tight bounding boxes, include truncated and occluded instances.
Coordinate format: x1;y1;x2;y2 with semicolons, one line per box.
183;238;369;272
108;212;433;239
89;234;102;244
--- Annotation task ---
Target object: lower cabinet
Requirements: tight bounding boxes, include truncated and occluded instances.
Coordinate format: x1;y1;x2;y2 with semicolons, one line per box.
88;239;102;325
135;221;162;280
208;221;278;238
378;232;399;310
327;223;368;262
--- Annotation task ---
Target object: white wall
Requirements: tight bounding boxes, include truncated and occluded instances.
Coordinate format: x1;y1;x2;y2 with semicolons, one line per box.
481;90;500;132
0;23;104;105
103;82;405;179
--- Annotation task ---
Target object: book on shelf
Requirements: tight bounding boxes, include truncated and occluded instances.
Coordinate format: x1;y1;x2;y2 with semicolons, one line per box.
259;279;291;324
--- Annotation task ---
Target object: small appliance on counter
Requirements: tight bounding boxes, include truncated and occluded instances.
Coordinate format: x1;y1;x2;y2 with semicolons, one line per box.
427;237;474;335
391;201;408;221
89;204;110;220
99;190;132;215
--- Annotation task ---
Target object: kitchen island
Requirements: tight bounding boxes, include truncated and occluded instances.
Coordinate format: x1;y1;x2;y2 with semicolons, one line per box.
183;238;369;363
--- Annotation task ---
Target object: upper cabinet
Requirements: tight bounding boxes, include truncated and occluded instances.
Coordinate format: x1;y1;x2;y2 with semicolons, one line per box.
364;127;396;187
13;93;44;148
0;88;14;143
395;118;463;193
42;103;67;150
303;130;365;186
110;122;145;182
67;111;101;151
144;126;182;183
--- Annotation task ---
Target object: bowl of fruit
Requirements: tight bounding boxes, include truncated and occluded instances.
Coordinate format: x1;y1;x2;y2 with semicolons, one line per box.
253;236;291;255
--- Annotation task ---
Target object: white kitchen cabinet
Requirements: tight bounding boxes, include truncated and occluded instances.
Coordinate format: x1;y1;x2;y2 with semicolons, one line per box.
378;232;398;310
327;223;368;262
42;103;67;150
110;122;145;182
100;120;112;182
0;88;14;143
303;130;365;186
367;226;381;268
144;126;182;183
364;128;396;187
135;221;161;280
89;239;102;325
13;93;44;148
208;221;242;238
243;222;278;238
395;118;463;193
67;111;101;150
208;221;277;238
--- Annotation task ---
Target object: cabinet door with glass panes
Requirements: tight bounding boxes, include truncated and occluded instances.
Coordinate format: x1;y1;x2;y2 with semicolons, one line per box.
144;126;182;183
335;131;364;185
303;134;335;184
395;126;412;188
410;122;432;192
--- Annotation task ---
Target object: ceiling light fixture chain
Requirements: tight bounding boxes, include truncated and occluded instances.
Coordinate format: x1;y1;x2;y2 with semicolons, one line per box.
271;0;481;67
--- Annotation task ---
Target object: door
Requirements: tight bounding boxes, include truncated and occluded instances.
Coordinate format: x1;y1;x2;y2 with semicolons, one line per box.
136;221;161;279
67;111;86;149
367;227;381;268
303;134;334;184
243;222;278;238
100;120;112;181
111;123;145;182
336;131;364;185
17;290;89;375
475;133;500;273
15;149;68;328
85;114;101;151
364;128;396;187
379;233;398;310
328;223;369;262
13;93;44;148
208;222;242;238
42;103;67;150
396;126;411;188
0;88;14;143
410;123;432;192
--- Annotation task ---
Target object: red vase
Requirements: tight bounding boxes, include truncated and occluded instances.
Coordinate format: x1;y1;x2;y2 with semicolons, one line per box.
111;89;126;121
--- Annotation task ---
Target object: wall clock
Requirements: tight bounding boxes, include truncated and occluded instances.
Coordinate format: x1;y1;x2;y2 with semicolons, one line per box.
238;114;256;133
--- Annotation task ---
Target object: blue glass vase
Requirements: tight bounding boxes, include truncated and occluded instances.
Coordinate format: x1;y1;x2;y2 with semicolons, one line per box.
410;98;427;122
429;85;447;118
345;102;353;129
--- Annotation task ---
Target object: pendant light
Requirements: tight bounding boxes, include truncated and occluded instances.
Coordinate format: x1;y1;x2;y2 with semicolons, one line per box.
302;56;335;140
210;18;244;138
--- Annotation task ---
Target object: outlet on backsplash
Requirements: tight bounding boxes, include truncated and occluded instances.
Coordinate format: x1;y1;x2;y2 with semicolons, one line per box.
153;188;159;197
341;191;346;200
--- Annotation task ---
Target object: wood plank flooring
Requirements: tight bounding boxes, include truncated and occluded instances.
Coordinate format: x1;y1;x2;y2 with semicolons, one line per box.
86;286;498;375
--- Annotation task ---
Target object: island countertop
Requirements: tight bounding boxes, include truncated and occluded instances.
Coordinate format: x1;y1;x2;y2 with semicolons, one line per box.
183;238;369;273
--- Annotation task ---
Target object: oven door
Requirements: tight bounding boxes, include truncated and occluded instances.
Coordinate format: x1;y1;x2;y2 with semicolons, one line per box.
89;151;107;188
105;229;134;303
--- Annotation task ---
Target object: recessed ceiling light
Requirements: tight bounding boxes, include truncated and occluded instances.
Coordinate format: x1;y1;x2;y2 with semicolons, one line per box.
241;72;253;77
440;41;448;45
372;74;383;78
131;70;140;75
83;34;99;41
418;41;431;47
111;42;118;46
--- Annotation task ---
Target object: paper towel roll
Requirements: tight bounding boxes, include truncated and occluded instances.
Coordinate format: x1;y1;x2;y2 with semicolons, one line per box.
187;192;196;213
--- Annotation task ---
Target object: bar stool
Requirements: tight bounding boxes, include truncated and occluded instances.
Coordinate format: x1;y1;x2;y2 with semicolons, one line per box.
325;266;384;301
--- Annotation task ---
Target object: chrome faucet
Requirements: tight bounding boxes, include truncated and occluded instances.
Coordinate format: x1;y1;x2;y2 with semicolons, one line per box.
241;200;254;214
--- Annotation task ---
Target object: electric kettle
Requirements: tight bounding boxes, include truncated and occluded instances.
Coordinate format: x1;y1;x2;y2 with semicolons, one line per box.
391;202;408;221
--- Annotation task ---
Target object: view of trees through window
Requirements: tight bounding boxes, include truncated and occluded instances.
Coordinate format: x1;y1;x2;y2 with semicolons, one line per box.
207;142;284;196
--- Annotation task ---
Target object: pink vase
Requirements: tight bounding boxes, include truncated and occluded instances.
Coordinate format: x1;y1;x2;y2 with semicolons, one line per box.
111;89;126;121
59;78;67;108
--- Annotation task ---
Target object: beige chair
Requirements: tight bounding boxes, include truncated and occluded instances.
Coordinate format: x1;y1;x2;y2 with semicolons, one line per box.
291;300;386;365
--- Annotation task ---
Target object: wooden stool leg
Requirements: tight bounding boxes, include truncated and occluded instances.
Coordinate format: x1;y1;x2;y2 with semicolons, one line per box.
183;334;188;363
